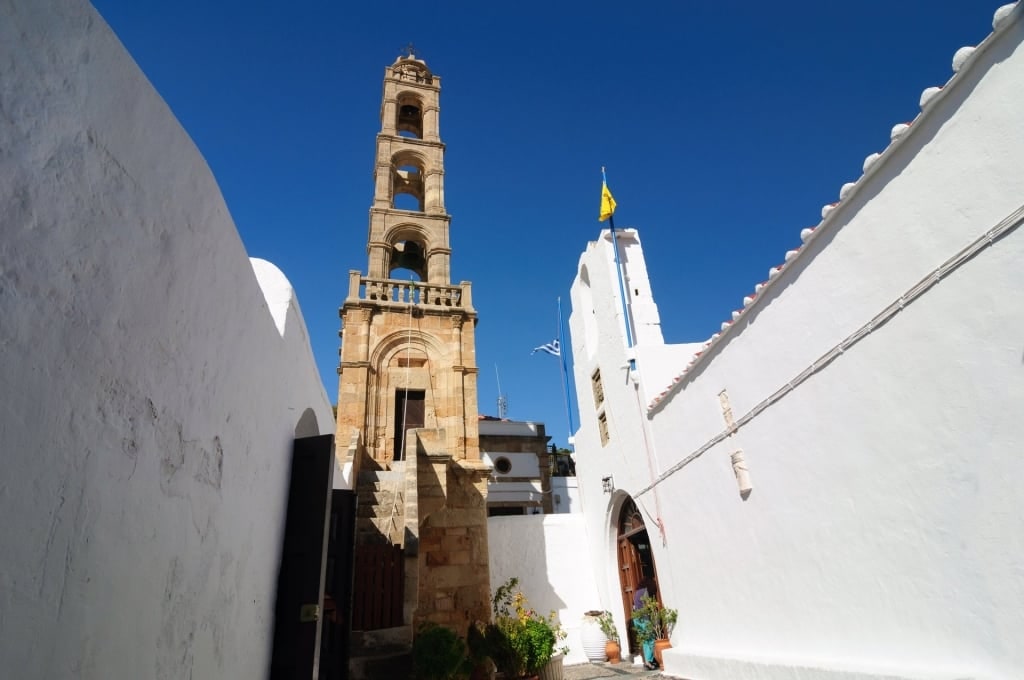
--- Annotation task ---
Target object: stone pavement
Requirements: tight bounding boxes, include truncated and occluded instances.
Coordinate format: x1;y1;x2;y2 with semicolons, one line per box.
563;660;670;679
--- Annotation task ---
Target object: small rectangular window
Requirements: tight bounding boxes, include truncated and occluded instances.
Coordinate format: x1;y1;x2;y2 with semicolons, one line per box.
591;369;605;408
598;411;610;446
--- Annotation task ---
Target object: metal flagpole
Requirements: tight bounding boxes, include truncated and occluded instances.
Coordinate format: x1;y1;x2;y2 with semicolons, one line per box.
556;297;575;446
604;170;636;370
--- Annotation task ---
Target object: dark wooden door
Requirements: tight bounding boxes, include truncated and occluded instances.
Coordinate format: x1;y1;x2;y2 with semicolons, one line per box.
617;498;660;656
270;434;335;680
352;543;405;630
319;489;357;680
619;534;642;650
394;389;425;461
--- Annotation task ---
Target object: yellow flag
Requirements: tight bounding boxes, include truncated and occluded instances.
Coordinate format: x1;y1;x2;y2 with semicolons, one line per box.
599;180;617;222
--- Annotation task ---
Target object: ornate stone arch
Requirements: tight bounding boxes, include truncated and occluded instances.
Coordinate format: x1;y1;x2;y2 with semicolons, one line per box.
369;327;445;372
365;328;449;461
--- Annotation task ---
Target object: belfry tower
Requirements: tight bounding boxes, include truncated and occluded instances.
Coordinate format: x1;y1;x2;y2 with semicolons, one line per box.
335;52;491;636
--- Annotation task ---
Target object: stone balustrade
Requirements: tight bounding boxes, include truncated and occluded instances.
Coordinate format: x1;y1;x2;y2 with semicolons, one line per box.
346;271;472;310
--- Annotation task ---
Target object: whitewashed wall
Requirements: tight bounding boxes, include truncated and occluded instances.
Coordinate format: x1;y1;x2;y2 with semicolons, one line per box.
569;5;1024;680
488;515;600;665
550;477;580;514
0;2;333;678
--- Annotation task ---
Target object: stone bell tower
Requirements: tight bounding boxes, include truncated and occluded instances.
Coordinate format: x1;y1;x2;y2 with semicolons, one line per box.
335;52;491;636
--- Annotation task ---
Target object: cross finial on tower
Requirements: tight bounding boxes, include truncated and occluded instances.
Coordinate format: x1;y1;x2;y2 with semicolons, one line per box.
402;42;416;58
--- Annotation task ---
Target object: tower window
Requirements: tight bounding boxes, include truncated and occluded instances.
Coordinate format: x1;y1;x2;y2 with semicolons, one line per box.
591;369;604;408
389;240;426;281
598;411;610;446
396;96;424;138
391;153;425;212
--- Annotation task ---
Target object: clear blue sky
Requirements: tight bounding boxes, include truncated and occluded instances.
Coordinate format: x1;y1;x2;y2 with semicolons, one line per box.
91;1;993;446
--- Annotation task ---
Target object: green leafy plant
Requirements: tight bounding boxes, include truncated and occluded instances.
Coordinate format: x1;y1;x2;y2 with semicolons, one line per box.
630;594;678;642
597;610;619;643
413;622;469;680
485;577;564;677
466;620;491;676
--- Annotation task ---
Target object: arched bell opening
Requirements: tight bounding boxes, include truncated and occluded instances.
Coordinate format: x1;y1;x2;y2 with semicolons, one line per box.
616;496;662;658
389;240;427;281
392;192;422;212
391;151;425;212
396;94;424;139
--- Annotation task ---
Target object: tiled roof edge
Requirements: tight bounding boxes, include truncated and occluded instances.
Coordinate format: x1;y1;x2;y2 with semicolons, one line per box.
646;2;1022;414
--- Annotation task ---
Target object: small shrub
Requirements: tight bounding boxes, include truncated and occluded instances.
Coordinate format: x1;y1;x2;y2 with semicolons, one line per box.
413;623;469;680
486;577;565;676
630;594;677;642
597;610;619;643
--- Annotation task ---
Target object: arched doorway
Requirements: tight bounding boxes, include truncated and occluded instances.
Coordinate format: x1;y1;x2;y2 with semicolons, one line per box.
617;496;661;656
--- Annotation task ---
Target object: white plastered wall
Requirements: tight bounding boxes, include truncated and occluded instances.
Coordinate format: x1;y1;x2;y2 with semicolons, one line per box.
0;1;333;678
488;515;600;666
568;6;1024;680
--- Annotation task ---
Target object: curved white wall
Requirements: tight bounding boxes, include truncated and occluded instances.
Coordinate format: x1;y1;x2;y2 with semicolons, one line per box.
0;2;333;678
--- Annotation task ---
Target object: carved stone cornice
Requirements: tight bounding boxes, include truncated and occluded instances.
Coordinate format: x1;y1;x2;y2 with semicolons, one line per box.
375;133;446;151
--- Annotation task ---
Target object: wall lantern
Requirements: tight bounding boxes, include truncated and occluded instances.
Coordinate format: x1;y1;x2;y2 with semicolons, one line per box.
601;476;614;494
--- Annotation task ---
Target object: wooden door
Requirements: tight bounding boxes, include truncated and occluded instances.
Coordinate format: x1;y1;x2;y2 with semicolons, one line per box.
319;489;356;680
617;498;661;656
394;389;425;461
270;434;335;680
352;543;405;630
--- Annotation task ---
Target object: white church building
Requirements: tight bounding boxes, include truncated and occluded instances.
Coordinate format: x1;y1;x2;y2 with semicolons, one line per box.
568;3;1024;679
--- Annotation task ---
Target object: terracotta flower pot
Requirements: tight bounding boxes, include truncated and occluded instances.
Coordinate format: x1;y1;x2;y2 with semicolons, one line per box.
605;639;621;664
653;638;672;668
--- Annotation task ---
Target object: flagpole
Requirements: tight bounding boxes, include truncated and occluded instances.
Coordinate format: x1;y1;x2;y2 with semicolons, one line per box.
557;297;575;446
603;169;636;369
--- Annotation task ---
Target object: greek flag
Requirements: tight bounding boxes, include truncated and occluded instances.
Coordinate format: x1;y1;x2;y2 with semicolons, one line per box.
532;339;560;357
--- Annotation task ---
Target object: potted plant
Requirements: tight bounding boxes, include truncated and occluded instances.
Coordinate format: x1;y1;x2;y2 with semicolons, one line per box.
596;611;621;664
485;577;563;680
413;622;470;680
630;594;678;669
539;618;569;680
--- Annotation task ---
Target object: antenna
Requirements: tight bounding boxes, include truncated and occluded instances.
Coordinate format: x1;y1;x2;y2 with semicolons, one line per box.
495;364;508;419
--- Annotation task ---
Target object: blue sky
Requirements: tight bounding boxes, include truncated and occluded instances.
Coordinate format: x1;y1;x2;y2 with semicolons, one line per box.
92;1;993;446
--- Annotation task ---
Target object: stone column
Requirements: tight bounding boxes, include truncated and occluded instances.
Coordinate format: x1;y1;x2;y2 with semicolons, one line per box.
424;169;444;214
423;105;439;142
381;98;398;134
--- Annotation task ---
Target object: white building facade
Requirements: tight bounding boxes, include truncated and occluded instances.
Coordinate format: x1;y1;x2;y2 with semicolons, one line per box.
568;4;1024;679
0;2;334;678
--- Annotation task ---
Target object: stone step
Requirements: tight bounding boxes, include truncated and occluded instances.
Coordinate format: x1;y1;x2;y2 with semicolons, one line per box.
351;624;412;655
356;503;403;520
349;625;414;680
357;463;405;486
360;489;398;505
349;650;413;680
